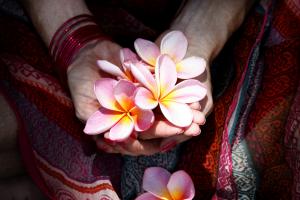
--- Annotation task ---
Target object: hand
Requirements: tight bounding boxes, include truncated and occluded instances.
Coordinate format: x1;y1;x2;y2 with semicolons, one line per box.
94;84;212;156
94;104;207;156
67;40;122;122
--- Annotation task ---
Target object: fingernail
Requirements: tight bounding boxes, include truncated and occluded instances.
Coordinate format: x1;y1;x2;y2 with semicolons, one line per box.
192;129;201;136
200;118;206;125
160;141;177;152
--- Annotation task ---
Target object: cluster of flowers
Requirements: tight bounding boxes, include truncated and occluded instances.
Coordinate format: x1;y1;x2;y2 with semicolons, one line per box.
84;31;207;141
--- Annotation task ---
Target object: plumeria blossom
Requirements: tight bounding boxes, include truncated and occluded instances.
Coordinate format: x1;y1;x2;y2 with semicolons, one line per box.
97;48;147;83
136;167;195;200
131;54;207;127
84;79;154;141
134;30;206;79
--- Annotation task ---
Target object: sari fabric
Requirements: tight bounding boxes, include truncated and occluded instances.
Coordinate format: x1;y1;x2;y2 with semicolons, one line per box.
0;0;299;199
178;1;300;199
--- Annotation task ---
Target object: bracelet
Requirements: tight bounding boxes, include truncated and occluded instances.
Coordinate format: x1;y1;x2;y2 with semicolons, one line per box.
49;14;110;85
49;14;93;57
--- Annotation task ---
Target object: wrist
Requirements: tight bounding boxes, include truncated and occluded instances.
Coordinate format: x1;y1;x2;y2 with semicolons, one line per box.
170;0;253;63
48;14;110;87
22;0;92;45
66;39;112;73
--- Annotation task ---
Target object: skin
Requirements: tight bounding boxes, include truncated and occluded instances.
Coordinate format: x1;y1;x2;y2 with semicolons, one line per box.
0;0;254;197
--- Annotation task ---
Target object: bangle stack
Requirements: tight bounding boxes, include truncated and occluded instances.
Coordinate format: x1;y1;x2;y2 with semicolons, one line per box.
49;14;109;84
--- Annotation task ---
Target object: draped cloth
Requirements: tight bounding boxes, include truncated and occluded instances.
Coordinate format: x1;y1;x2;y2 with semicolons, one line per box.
0;0;299;199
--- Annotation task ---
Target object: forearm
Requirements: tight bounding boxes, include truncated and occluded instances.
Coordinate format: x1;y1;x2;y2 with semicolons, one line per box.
21;0;91;46
172;0;255;61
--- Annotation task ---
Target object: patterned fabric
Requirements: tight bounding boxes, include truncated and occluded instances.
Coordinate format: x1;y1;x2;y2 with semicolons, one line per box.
0;0;300;199
178;0;300;200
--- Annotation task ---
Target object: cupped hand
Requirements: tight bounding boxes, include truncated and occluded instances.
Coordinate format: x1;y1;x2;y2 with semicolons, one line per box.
67;40;122;122
94;85;212;156
94;102;207;156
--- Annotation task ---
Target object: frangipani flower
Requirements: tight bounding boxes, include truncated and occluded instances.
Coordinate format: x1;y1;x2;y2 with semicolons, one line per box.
84;79;154;141
136;167;195;200
131;54;207;127
134;30;206;79
97;48;143;83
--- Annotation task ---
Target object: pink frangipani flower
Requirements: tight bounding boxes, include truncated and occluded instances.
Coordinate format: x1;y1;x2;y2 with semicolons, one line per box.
134;30;206;79
136;167;195;200
131;54;207;127
97;48;144;83
84;78;154;141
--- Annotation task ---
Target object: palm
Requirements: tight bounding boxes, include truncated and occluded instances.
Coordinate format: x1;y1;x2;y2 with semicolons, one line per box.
67;40;122;121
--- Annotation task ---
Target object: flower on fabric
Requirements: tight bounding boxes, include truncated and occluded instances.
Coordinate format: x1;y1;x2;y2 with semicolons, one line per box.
83;78;154;141
136;167;195;200
134;30;206;79
97;48;147;83
131;54;207;127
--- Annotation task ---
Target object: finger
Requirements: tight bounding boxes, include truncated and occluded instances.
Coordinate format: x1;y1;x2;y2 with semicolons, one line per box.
108;144;133;155
182;122;201;137
199;95;214;116
159;134;191;153
95;135;162;156
95;138;119;153
74;101;99;122
97;138;135;155
118;137;161;156
192;109;206;125
138;120;184;140
188;102;201;110
92;133;118;146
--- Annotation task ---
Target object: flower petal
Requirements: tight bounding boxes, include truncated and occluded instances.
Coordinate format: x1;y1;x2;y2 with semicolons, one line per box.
94;78;123;111
135;192;161;200
135;87;158;110
120;48;139;80
83;108;124;135
131;63;158;96
159;101;193;127
97;60;126;79
155;55;177;98
143;167;172;200
166;79;207;103
167;170;195;200
108;115;134;141
134;38;160;66
114;80;136;111
130;107;154;131
160;31;187;62
176;56;206;79
120;48;139;64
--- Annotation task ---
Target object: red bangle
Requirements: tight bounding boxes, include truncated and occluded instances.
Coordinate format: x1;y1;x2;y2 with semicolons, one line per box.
49;14;94;57
49;14;110;86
